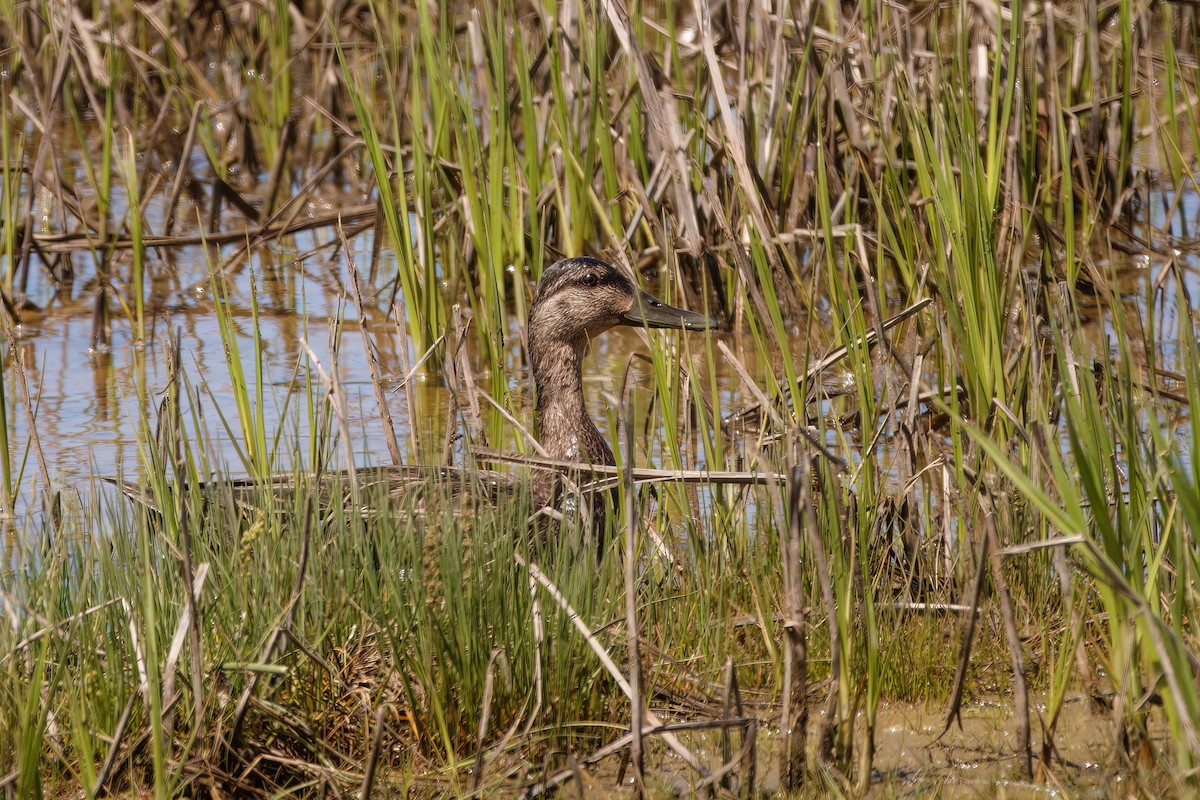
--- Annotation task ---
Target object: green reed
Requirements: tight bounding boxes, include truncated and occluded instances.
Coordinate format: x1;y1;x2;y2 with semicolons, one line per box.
117;134;145;343
962;271;1200;774
2;0;1200;795
338;18;438;357
209;260;271;478
0;90;17;298
0;118;13;513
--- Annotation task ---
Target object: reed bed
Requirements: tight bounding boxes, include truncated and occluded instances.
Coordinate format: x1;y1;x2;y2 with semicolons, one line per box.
2;0;1200;796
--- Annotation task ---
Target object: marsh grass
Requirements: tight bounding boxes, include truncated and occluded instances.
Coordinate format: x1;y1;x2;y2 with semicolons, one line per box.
2;0;1200;796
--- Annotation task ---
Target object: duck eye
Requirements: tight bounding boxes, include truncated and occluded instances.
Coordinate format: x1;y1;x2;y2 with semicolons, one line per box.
582;274;599;287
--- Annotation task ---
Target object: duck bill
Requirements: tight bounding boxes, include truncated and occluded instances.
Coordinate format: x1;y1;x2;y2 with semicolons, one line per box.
620;290;716;331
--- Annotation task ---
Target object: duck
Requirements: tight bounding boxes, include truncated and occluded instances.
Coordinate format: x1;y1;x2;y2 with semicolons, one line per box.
525;257;714;518
108;256;716;530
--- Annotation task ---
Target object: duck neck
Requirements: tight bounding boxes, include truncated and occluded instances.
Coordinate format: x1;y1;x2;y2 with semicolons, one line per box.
531;336;614;466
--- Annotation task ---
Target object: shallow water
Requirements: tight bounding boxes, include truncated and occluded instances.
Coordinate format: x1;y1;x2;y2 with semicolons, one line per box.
583;694;1152;798
3;78;1200;534
7;187;1200;523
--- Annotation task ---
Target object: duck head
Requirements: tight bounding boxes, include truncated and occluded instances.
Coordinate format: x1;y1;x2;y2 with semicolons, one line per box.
529;257;716;344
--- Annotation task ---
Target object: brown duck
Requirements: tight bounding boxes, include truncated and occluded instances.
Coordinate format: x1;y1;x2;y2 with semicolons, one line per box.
525;256;713;518
110;257;715;527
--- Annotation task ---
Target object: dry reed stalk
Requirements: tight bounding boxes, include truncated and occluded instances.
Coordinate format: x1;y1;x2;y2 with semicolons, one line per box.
35;202;377;255
14;350;56;532
724;298;933;430
693;0;792;315
981;492;1032;778
164;332;208;741
392;299;422;461
300;333;360;501
525;717;755;798
0;598;121;667
471;649;505;792
800;455;843;776
622;397;644;795
345;226;403;466
474;447;786;485
160;564;209;744
694;717;757;796
359;703;390;800
600;0;701;254
515;555;711;782
778;455;808;791
719;657;754;796
261;120;295;219
521;569;545;742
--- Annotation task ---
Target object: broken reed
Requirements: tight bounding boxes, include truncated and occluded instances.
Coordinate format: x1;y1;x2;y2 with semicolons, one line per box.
1;0;1200;795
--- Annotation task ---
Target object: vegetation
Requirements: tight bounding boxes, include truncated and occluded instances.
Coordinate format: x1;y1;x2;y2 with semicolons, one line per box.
1;0;1199;796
